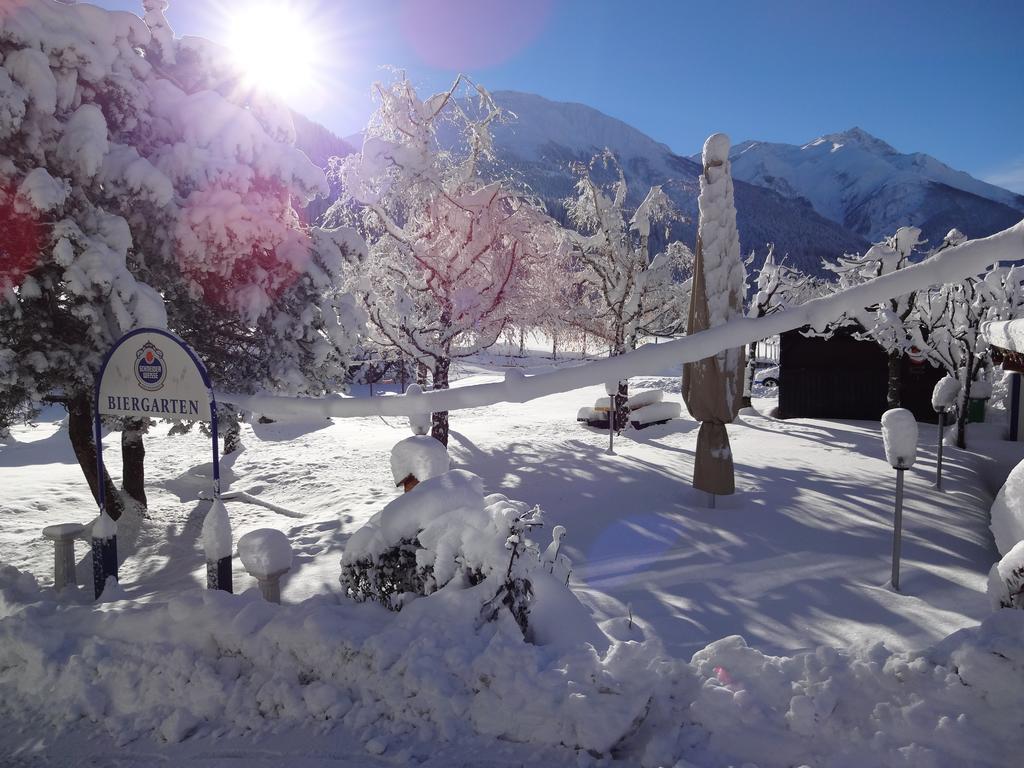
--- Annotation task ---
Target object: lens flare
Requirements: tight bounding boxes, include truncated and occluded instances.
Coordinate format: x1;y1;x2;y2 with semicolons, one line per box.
227;3;318;100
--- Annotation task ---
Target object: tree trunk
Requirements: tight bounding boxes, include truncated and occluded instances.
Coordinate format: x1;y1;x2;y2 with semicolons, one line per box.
552;331;558;360
222;409;241;455
955;356;978;450
417;361;429;387
582;332;587;359
519;328;526;357
121;418;147;508
615;380;630;432
886;349;902;409
430;357;451;447
68;391;125;521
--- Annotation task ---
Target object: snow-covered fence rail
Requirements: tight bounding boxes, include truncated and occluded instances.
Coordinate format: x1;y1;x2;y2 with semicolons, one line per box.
222;222;1024;420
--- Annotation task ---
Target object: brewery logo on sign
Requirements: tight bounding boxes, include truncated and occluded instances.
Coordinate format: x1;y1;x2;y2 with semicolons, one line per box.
135;342;166;391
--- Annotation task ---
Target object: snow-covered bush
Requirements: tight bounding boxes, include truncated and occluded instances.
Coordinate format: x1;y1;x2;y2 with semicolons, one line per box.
990;458;1024;556
988;540;1024;610
340;469;570;639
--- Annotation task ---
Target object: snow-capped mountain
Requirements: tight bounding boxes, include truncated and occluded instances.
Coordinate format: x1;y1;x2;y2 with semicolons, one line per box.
486;91;869;276
728;127;1024;245
296;93;1023;276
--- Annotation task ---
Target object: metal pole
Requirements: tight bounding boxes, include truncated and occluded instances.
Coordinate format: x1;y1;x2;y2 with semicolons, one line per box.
935;409;945;489
607;400;615;455
891;467;905;591
708;492;716;509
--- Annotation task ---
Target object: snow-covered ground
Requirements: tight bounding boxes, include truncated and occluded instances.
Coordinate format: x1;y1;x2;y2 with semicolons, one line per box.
1;351;1021;766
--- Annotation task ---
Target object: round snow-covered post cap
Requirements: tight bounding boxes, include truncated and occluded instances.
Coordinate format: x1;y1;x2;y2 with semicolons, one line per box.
881;408;918;469
931;375;960;413
703;133;731;164
238;528;292;603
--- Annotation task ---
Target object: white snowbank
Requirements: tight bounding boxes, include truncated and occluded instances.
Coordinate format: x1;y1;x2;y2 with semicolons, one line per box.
932;375;960;411
0;563;1021;765
201;498;232;561
238;529;292;576
389;434;449;486
881;408;917;468
990;458;1024;556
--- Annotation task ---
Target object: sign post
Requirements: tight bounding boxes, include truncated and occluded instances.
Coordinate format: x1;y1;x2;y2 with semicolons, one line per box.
94;328;228;597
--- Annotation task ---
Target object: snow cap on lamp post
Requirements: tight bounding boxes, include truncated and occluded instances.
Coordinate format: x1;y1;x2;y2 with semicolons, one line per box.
881;408;918;469
931;376;960;413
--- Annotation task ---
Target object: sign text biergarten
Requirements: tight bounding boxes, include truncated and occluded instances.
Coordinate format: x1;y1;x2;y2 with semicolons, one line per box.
98;331;212;422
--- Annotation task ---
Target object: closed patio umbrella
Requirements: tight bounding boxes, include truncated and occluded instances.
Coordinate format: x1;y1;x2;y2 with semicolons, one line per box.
682;133;747;503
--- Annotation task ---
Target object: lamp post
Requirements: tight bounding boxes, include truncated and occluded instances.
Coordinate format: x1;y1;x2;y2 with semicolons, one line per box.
881;408;918;592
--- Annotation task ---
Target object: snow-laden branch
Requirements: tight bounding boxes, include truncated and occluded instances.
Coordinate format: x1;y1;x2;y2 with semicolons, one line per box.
222;221;1024;419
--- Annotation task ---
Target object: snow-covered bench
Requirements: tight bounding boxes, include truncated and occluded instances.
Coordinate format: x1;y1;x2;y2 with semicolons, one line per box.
577;389;679;429
629;401;681;429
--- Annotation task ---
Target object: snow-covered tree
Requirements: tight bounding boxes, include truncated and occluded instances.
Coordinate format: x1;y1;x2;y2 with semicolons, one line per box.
0;2;365;520
333;76;550;446
565;151;690;429
742;244;808;404
910;230;1024;447
823;226;925;409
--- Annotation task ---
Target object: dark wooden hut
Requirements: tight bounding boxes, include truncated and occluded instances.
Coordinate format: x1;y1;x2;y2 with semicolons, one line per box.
778;328;945;423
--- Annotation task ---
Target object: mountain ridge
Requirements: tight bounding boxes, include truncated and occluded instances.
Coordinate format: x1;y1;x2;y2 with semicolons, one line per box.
293;92;1023;275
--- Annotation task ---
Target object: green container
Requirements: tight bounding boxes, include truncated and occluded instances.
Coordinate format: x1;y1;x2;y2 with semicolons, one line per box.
967;397;988;423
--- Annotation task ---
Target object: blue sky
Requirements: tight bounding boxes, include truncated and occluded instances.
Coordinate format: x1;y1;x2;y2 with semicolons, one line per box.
99;0;1024;192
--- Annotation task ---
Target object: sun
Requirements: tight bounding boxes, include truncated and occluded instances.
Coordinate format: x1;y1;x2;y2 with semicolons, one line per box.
227;4;318;100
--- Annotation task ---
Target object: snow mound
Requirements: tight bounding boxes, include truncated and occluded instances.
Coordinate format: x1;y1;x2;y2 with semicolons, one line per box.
990;458;1024;556
390;434;449;486
1;560;1022;765
238;529;292;576
630;401;681;426
931;375;960;411
626;388;663;410
988;540;1024;610
881;408;917;468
